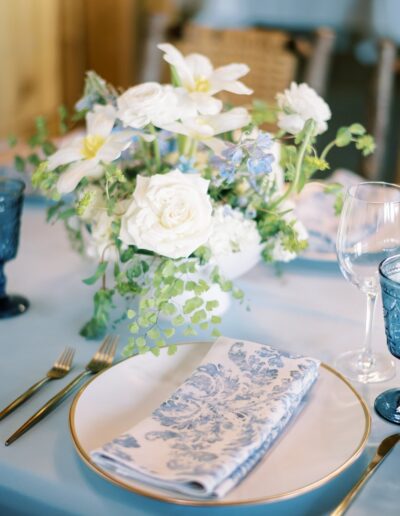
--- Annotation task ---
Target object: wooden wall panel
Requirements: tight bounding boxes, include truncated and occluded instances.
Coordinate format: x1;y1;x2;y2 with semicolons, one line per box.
0;0;62;138
0;0;146;139
85;0;144;89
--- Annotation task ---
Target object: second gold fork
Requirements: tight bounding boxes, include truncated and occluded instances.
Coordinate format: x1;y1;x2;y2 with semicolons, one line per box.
5;335;118;445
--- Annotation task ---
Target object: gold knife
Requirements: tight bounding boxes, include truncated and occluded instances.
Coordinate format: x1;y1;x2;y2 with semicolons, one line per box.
331;433;400;516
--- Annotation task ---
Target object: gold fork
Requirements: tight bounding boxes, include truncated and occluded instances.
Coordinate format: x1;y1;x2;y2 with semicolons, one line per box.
0;347;75;421
5;335;118;446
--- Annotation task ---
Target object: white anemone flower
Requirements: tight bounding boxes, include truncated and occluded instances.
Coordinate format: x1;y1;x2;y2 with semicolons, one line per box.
158;43;253;115
158;107;250;155
48;104;135;194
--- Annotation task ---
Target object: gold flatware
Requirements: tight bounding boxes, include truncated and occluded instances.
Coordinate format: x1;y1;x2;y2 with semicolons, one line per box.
5;335;118;446
331;433;400;516
0;347;75;421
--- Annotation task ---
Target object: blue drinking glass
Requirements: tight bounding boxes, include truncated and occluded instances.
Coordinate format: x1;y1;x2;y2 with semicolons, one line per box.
375;254;400;424
0;178;29;318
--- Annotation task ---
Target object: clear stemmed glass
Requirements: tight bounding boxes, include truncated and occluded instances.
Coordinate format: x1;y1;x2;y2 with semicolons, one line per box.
0;178;29;318
336;181;400;383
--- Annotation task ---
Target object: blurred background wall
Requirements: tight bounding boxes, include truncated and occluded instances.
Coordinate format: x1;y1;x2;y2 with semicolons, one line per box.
0;0;399;180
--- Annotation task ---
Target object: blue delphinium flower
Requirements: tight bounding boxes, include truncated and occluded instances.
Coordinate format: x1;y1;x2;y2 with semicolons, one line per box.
157;130;177;156
177;156;197;173
220;164;236;184
247;153;274;175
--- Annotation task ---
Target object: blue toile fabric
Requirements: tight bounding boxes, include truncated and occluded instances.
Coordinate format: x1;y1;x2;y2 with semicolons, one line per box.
91;337;320;498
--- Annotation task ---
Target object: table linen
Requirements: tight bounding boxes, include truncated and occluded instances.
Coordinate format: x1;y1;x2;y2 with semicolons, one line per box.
1;205;400;515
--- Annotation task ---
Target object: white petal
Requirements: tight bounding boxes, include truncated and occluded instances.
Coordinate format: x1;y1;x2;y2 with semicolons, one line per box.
190;93;222;115
185;53;213;79
207;108;250;135
155;121;191;137
213;63;250;81
57;160;102;194
200;137;228;156
96;136;130;162
47;142;83;170
157;43;194;89
219;80;253;95
86;104;116;138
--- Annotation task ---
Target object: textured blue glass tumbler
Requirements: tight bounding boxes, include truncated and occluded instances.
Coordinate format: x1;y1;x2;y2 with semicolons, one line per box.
375;254;400;423
0;178;29;318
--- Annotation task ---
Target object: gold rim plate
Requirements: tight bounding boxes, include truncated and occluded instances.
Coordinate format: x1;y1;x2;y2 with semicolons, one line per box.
69;342;370;506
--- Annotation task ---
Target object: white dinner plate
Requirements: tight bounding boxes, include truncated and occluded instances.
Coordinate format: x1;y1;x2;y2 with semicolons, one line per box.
69;341;370;506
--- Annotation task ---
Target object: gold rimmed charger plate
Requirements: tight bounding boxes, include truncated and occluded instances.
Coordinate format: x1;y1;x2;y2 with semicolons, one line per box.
69;341;370;506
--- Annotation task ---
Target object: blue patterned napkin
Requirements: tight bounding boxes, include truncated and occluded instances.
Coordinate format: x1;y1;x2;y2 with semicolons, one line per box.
91;337;320;498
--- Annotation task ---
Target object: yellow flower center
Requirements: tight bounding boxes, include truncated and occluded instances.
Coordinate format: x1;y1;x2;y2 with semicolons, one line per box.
81;135;105;159
193;77;211;93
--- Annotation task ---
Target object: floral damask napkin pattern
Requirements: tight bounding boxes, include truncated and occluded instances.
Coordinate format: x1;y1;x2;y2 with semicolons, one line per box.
91;337;320;498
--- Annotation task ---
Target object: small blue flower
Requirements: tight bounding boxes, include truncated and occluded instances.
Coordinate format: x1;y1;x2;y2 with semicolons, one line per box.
158;130;177;156
220;164;236;183
247;154;274;175
178;156;197;173
256;132;273;149
222;146;244;165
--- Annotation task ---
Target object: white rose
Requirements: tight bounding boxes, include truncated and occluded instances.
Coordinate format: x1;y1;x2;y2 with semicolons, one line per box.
276;82;331;135
117;83;186;129
119;169;212;259
86;211;118;262
78;185;106;222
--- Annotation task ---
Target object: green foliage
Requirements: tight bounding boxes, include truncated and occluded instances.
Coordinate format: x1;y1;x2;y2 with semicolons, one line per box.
83;262;108;285
251;99;277;126
80;289;114;339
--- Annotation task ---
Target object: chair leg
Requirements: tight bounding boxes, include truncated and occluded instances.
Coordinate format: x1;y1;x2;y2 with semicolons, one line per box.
304;27;336;97
363;39;396;181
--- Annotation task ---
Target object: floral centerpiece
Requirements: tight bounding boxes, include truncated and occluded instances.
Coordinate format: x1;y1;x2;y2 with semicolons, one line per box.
28;43;374;356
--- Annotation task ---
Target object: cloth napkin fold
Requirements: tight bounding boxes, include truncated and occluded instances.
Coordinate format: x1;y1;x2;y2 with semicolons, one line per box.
91;337;320;498
295;169;362;255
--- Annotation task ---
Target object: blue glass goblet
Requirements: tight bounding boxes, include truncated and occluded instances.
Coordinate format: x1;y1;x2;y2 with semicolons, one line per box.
0;178;29;318
375;254;400;423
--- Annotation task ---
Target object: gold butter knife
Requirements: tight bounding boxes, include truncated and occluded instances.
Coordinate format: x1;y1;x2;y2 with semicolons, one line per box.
331;433;400;516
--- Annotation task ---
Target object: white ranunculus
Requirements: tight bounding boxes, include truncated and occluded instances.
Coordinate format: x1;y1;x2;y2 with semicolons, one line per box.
119;170;212;259
276;82;331;135
86;211;118;262
208;206;261;257
117;83;190;129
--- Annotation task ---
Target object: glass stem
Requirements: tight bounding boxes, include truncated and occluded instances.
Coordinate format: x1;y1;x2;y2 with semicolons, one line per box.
0;261;6;299
359;292;377;371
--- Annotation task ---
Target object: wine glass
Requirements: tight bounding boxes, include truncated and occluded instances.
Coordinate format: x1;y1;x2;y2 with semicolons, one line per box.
0;178;29;318
375;254;400;423
336;181;400;383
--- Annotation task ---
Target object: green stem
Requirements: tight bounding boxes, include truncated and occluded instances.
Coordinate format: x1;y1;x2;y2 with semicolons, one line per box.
320;139;337;161
149;125;161;170
139;138;151;170
271;119;316;208
189;139;198;158
183;136;192;157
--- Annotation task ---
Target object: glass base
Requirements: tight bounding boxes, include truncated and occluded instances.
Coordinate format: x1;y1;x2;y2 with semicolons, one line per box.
335;350;396;383
375;389;400;424
0;295;29;318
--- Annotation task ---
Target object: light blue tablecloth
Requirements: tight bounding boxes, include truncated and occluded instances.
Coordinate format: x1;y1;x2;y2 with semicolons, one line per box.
0;204;399;515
